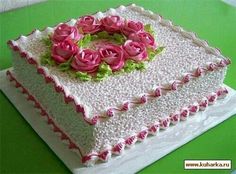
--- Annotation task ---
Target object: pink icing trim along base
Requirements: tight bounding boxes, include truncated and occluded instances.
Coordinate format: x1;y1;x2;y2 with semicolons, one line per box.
6;70;84;157
82;87;228;165
6;70;228;166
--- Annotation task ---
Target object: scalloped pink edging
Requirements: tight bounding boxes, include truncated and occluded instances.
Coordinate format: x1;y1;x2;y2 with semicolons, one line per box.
6;70;228;166
7;4;231;126
6;70;83;156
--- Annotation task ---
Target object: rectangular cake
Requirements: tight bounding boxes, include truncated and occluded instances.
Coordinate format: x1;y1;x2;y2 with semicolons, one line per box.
7;4;230;166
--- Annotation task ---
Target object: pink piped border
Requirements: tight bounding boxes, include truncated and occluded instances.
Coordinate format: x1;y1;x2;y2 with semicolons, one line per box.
7;4;231;125
8;40;102;125
106;59;230;117
6;70;84;157
6;70;228;165
7;36;231;125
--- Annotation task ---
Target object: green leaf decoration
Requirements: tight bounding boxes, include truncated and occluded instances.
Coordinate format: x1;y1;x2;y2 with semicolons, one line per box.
40;36;54;66
147;46;165;61
77;39;83;47
67;70;76;78
42;36;52;48
95;73;108;81
40;51;56;66
96;31;110;39
123;59;146;72
58;58;72;71
91;34;99;41
75;71;92;81
144;24;155;36
147;50;156;61
113;68;125;75
113;33;126;44
123;60;137;72
136;61;146;70
78;34;91;48
95;62;112;81
155;46;165;54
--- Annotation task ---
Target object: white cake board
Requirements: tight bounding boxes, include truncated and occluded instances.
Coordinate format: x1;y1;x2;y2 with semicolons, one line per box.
1;68;236;174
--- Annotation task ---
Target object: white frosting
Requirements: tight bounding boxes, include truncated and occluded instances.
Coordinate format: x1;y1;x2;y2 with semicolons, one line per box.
10;4;228;161
12;5;226;118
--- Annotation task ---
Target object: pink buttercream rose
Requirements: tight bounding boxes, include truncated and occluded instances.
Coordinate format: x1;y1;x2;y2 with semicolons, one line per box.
121;20;144;37
52;23;82;43
71;49;101;73
51;40;78;64
99;44;124;71
76;16;101;34
101;16;123;33
129;31;157;49
123;40;148;61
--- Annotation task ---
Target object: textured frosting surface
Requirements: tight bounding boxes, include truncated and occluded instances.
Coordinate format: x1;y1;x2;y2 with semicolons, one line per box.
9;5;230;165
12;53;95;154
13;5;225;118
92;68;226;152
12;51;226;155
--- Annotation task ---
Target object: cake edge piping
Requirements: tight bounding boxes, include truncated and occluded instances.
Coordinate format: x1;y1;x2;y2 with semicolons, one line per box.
6;4;231;125
6;70;229;166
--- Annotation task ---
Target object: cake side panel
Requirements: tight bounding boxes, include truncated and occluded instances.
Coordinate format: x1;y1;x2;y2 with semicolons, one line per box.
92;67;226;153
12;51;95;155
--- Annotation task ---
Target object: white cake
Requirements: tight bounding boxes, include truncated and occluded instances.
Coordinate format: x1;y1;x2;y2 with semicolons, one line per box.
7;4;230;166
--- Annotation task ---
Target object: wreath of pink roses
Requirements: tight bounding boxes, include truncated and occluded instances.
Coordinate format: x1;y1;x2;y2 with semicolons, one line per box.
42;15;163;81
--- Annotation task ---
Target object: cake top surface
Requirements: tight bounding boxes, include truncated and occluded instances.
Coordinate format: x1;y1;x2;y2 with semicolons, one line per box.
10;4;227;121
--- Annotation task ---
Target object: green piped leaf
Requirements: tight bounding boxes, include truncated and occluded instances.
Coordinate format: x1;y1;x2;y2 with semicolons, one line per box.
123;59;146;72
98;62;112;74
155;46;165;54
42;36;52;48
95;73;108;81
91;34;99;41
75;71;92;81
78;34;91;48
58;58;72;72
96;31;110;39
113;33;126;44
40;36;54;66
147;49;156;61
95;62;112;81
123;60;137;72
147;46;165;61
67;70;76;78
144;24;155;36
40;51;55;66
113;68;125;75
136;61;146;70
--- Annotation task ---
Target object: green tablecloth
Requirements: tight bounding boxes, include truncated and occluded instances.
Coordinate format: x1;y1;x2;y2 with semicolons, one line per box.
0;0;235;173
